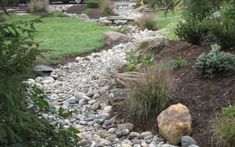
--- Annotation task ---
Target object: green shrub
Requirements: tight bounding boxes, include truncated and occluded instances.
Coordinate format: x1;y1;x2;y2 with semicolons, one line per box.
213;106;235;147
126;66;172;121
51;10;67;17
136;14;158;31
86;0;101;8
176;17;209;44
195;44;235;78
210;8;235;50
167;57;187;69
0;20;79;146
28;0;48;14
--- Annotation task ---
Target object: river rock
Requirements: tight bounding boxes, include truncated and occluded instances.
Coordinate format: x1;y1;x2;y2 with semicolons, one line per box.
103;31;131;45
181;136;197;147
157;103;192;145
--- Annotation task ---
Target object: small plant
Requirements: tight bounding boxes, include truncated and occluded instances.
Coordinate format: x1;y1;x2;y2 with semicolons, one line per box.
136;14;158;31
51;10;66;17
126;66;172;121
126;50;142;71
213;106;235;147
168;57;187;69
28;0;49;14
195;44;235;78
126;50;154;71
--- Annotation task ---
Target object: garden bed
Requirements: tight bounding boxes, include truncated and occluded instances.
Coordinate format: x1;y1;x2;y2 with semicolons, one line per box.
113;41;235;147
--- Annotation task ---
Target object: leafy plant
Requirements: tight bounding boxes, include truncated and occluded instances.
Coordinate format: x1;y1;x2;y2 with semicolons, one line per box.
126;66;172;121
58;107;74;119
51;10;67;17
213;106;235;147
195;44;235;78
126;50;154;71
0;20;79;146
168;57;187;69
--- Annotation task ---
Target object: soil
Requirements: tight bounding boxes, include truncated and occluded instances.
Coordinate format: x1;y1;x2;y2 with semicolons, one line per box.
112;41;235;147
66;5;116;19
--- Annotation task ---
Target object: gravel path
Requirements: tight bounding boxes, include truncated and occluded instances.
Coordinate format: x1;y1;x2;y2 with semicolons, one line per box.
28;3;174;147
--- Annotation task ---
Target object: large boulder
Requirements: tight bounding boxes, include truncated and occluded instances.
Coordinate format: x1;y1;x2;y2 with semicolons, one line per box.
157;103;192;145
137;36;169;55
103;31;131;45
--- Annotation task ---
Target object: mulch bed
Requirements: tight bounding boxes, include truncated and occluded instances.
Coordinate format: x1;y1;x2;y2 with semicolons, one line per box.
112;41;235;147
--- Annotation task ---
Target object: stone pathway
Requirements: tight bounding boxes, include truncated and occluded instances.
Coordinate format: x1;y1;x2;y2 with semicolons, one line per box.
27;2;174;147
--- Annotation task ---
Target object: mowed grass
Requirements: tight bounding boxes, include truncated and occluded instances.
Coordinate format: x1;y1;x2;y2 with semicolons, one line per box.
154;9;184;40
5;15;111;62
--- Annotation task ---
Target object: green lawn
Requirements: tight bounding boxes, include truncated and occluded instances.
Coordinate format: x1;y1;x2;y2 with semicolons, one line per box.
5;15;111;62
154;9;184;40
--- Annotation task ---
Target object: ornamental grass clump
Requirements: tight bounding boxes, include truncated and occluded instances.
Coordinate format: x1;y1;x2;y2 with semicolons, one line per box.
213;106;235;147
126;66;172;122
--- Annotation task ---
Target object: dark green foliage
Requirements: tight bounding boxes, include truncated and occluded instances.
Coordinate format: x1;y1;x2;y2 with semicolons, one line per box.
176;17;209;44
213;106;235;147
195;44;235;78
86;0;101;8
0;20;79;146
175;0;235;48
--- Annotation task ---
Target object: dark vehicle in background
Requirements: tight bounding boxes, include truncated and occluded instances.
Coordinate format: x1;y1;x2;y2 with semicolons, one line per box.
19;0;85;4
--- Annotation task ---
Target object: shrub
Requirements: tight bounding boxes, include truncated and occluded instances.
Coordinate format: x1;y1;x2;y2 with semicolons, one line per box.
167;57;187;69
210;8;235;50
0;20;79;146
195;44;235;78
136;14;158;31
176;17;209;44
126;66;172;121
213;106;235;147
28;0;49;14
86;0;100;8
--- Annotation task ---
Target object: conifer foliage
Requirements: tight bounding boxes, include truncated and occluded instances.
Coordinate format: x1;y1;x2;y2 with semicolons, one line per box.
0;20;79;146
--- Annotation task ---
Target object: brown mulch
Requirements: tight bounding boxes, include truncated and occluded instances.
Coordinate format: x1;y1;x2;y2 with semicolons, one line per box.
66;5;86;14
112;41;235;147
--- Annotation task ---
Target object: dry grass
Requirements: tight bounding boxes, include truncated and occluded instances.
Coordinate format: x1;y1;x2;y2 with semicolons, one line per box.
212;106;235;147
126;65;172;122
136;14;158;31
100;0;113;15
28;0;49;14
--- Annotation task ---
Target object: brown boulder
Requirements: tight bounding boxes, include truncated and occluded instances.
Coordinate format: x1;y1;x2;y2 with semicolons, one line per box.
137;37;169;55
157;103;192;145
103;31;131;45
